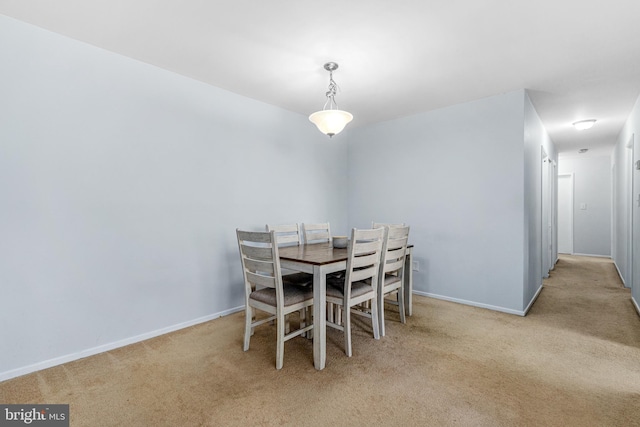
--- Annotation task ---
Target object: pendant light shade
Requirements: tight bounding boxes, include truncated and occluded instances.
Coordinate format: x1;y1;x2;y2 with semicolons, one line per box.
309;109;353;137
309;62;353;137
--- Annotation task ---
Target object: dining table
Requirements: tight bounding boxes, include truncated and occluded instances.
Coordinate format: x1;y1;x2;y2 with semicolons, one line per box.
278;241;414;370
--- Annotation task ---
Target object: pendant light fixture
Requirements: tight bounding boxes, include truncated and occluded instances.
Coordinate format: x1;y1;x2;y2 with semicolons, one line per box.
309;62;353;137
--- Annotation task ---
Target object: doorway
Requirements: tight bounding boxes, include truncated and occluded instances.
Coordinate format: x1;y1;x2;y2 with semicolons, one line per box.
542;150;553;277
632;134;638;293
558;173;574;254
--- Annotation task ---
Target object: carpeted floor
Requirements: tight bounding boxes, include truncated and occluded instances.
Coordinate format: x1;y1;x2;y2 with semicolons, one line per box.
1;255;639;426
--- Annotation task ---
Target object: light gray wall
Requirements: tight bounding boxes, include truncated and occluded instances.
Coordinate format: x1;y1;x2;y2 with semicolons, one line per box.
0;15;566;380
0;16;348;378
347;90;527;314
558;156;611;256
524;93;558;309
612;128;633;286
612;91;640;311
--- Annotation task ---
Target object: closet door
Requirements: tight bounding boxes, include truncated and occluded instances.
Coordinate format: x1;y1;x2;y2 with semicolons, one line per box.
558;173;574;254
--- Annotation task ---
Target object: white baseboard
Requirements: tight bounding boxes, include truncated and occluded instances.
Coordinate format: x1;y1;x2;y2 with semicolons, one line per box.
523;285;543;315
571;253;612;258
0;306;244;383
632;296;640;317
613;261;628;287
412;291;526;316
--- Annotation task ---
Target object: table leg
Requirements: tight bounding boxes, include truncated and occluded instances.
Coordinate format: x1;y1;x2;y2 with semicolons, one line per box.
404;250;413;316
313;265;327;370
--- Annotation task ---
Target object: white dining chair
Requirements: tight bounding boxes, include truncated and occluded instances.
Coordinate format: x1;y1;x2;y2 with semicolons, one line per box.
266;223;314;335
377;225;410;336
237;229;314;369
266;223;302;246
326;227;384;357
266;223;313;286
302;222;332;245
372;222;405;229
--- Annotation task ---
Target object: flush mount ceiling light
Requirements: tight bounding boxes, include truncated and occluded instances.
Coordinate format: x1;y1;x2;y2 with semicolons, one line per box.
309;62;353;138
572;119;596;130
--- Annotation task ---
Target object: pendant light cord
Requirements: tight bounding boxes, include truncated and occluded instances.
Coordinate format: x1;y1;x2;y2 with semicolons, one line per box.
322;70;340;111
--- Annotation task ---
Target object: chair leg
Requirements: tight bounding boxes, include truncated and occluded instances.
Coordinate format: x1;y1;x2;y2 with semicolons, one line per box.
276;312;285;370
378;290;386;337
299;308;306;337
370;296;380;340
244;305;253;351
398;288;406;324
306;306;313;339
343;305;352;357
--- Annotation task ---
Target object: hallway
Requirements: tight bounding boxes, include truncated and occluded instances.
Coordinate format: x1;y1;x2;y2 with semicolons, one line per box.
533;255;639;346
526;254;640;425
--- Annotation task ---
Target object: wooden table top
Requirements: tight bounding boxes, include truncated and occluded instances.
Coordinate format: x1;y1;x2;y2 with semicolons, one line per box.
278;242;413;266
278;242;348;266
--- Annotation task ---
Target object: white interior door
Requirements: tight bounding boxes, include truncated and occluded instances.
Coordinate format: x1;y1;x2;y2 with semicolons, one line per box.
558;173;574;254
551;160;558;266
542;151;551;277
632;135;638;292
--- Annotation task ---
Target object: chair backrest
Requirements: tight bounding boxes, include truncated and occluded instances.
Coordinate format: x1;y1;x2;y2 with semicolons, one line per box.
372;222;405;229
236;229;283;301
266;223;302;246
302;222;331;244
379;225;410;277
343;227;385;298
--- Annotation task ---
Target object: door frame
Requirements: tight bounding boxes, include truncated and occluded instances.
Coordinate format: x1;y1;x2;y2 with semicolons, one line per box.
541;148;552;278
557;172;574;255
630;134;636;292
551;159;558;267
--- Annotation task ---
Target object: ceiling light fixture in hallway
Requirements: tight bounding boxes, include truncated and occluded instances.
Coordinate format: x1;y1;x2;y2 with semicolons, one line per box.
573;119;597;130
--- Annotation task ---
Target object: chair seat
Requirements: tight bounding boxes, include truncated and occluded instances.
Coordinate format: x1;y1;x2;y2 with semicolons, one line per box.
282;272;313;287
364;273;401;287
383;273;402;287
327;279;374;299
250;284;313;307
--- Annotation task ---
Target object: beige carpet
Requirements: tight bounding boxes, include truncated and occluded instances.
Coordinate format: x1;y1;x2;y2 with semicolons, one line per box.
2;255;639;426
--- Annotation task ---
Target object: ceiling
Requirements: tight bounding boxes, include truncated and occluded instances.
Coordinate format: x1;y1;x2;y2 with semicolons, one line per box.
2;0;640;157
